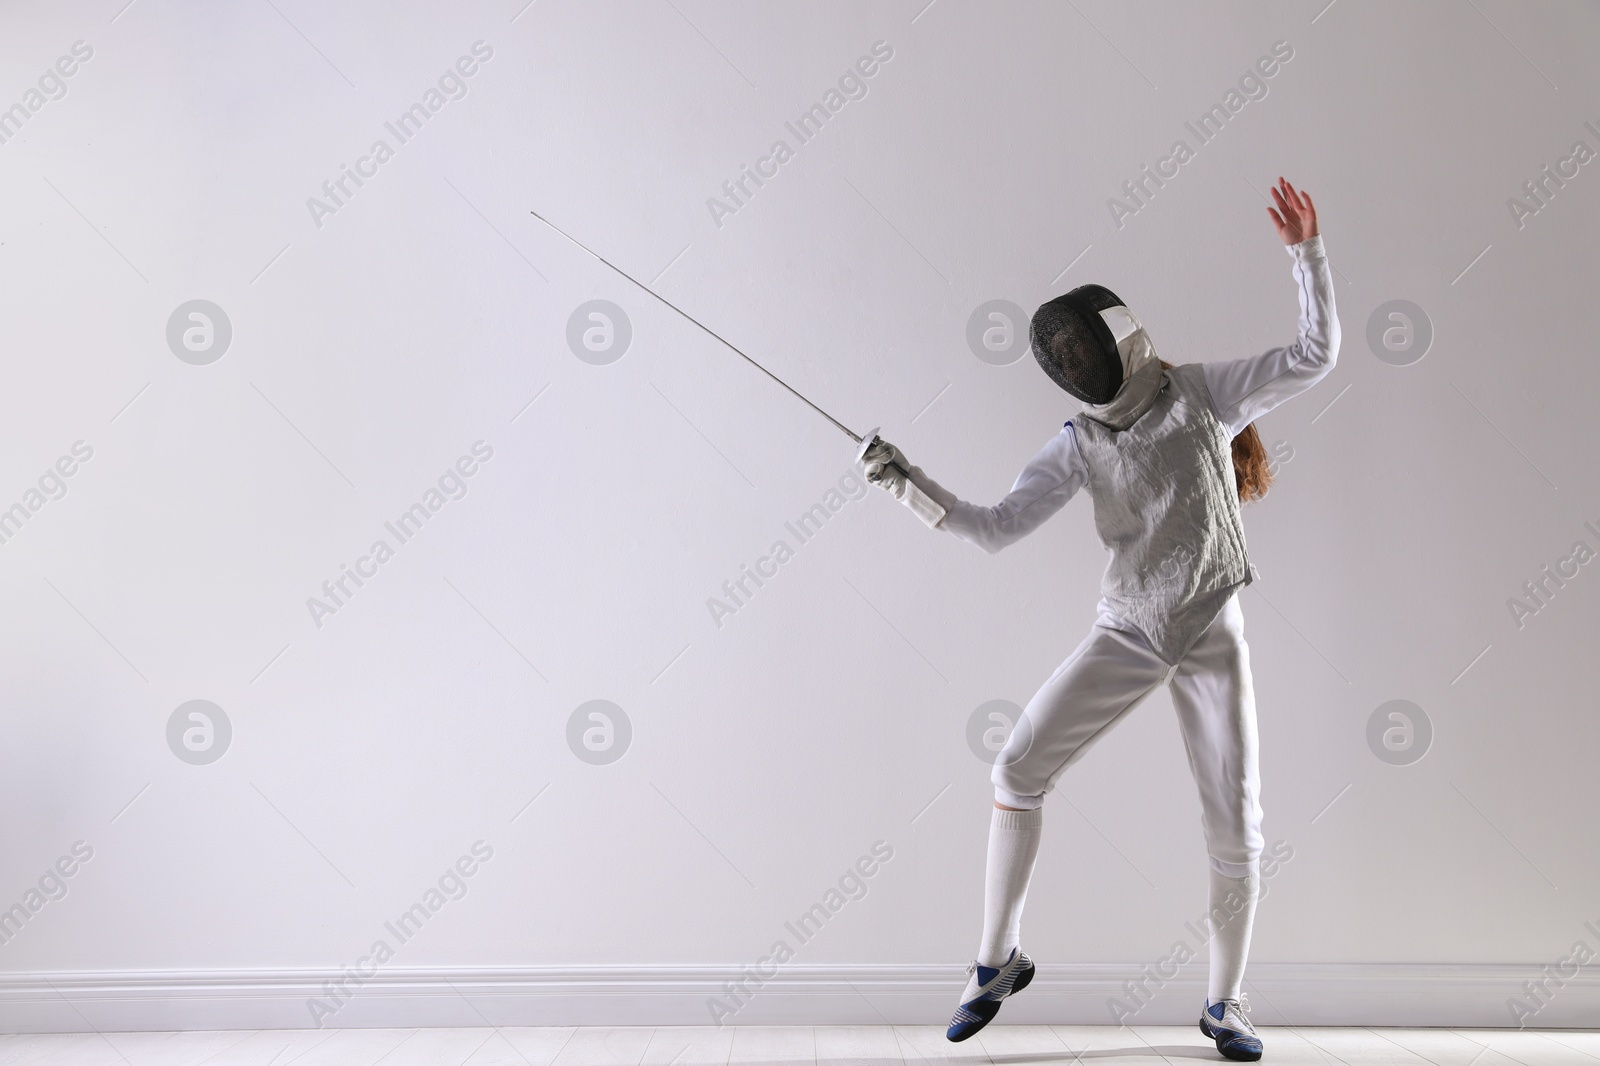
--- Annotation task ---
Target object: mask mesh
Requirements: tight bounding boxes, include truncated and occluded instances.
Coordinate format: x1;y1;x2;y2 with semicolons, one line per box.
1030;284;1126;404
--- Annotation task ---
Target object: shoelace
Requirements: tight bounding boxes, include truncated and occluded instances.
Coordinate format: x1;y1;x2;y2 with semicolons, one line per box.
1217;998;1256;1036
965;955;1023;985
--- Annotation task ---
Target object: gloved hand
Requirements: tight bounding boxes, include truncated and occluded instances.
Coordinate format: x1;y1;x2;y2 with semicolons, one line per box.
861;439;912;496
859;437;950;529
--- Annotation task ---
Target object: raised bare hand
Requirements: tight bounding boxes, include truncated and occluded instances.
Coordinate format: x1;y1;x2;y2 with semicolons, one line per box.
1267;177;1318;245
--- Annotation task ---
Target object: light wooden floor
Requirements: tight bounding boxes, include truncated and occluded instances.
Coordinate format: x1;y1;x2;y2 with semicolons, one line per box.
0;1025;1596;1065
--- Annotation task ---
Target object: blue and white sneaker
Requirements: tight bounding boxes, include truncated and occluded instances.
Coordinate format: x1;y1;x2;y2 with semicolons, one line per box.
946;947;1034;1042
1200;998;1262;1061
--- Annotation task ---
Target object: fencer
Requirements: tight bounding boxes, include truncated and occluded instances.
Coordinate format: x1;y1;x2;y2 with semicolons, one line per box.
863;178;1338;1061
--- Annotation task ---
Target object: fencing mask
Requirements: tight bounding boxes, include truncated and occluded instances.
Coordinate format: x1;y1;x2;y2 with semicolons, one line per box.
1030;285;1157;406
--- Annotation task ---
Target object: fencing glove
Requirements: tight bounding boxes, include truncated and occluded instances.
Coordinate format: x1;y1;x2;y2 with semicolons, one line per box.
861;438;954;529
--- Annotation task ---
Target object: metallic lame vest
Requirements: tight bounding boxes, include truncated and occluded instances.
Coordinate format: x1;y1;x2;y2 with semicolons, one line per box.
1071;362;1252;665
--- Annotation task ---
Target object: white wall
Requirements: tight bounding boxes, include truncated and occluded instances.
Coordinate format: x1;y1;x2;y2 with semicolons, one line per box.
1;0;1598;1032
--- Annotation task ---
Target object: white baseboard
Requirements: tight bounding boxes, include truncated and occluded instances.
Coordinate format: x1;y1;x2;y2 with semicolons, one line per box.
1;964;1594;1033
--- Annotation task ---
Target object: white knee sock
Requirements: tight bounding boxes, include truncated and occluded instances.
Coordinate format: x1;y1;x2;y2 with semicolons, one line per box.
1206;863;1259;1002
977;807;1044;967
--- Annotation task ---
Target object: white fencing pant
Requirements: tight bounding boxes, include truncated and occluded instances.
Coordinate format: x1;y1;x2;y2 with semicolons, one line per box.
992;594;1263;876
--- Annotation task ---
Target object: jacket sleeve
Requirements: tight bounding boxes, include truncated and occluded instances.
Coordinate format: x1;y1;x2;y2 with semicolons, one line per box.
1201;234;1342;437
906;426;1087;554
